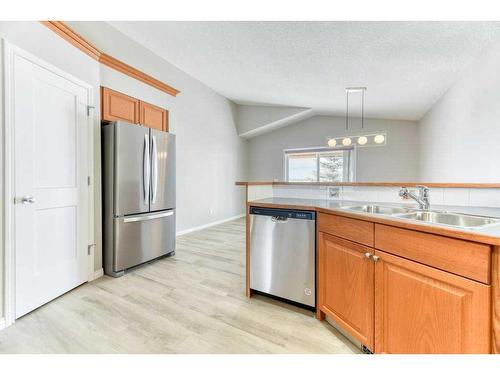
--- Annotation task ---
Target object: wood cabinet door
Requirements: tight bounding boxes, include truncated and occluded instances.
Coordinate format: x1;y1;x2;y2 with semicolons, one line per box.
101;87;139;123
374;249;490;354
140;101;168;131
318;232;375;349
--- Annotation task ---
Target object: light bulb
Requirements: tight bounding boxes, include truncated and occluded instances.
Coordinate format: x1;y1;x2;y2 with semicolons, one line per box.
342;137;352;146
327;138;337;147
374;134;385;144
357;136;368;145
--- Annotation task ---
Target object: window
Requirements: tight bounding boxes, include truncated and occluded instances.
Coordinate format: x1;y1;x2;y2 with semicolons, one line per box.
284;147;354;182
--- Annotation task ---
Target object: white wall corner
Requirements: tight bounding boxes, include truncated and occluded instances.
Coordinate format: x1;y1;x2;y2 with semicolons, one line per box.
177;214;245;237
235;103;315;138
90;268;104;281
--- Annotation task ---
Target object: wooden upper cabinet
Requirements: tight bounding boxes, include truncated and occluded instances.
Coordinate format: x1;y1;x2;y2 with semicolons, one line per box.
318;232;375;350
101;87;139;124
101;87;169;132
374;249;490;354
140;101;168;132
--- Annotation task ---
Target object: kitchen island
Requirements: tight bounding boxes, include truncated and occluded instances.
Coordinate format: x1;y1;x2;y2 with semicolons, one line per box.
239;188;500;354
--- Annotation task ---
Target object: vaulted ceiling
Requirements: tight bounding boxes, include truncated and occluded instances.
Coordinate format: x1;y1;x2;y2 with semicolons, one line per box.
108;21;500;121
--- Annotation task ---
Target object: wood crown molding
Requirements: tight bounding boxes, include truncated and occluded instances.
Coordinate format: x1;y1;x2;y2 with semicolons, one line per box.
236;181;500;188
41;21;102;60
98;53;179;97
41;21;180;97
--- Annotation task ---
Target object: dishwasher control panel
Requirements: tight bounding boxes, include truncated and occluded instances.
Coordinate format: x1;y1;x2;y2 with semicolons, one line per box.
249;206;315;220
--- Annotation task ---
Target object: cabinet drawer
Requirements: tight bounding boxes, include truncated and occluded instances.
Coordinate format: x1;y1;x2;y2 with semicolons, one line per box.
318;213;374;247
374;224;491;284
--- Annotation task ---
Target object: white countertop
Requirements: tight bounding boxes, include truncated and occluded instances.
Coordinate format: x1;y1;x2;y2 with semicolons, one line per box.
248;197;500;245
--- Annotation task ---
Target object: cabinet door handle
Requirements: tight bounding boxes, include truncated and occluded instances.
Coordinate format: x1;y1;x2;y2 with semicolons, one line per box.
364;252;372;259
372;255;380;262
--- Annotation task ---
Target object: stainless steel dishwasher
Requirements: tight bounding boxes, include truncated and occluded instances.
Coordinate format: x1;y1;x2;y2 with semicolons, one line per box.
249;206;316;308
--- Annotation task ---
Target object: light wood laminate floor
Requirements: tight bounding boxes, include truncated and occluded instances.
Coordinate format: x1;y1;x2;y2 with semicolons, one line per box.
0;218;359;354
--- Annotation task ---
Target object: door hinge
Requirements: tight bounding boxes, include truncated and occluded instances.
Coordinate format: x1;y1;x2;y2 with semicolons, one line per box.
87;176;91;186
361;345;373;354
87;105;95;116
87;243;96;255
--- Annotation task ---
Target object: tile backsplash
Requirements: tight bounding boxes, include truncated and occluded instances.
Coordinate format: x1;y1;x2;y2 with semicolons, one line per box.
247;185;274;201
269;185;500;208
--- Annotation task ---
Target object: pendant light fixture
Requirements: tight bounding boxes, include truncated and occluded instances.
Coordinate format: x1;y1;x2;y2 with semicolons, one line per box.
357;136;368;145
374;134;386;144
327;86;387;148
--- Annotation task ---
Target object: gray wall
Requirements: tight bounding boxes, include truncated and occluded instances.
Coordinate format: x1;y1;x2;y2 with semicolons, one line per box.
418;42;500;182
68;22;248;235
235;104;309;135
0;21;247;321
247;115;419;182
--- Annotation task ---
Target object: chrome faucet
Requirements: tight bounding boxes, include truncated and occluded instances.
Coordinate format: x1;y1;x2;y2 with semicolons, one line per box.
399;185;430;210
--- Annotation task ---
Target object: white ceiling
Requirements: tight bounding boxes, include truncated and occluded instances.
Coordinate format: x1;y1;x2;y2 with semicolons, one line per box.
109;21;500;120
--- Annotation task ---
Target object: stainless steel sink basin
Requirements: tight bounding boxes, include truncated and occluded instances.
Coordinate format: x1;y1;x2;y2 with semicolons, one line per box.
342;205;413;215
395;211;500;228
341;204;500;229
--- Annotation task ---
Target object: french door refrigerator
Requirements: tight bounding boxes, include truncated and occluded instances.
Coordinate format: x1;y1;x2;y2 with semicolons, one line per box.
102;121;176;277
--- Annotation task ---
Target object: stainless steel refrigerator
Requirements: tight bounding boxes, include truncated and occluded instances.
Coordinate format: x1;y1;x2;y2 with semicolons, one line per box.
102;121;176;277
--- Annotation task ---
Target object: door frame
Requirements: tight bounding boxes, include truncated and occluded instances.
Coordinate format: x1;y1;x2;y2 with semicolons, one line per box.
2;41;96;327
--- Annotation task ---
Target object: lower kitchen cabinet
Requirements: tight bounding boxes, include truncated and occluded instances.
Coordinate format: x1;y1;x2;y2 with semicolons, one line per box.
374;249;490;354
317;213;492;354
318;232;375;350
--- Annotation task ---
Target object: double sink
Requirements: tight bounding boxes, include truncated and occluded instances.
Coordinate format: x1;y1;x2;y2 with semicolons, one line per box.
341;204;500;229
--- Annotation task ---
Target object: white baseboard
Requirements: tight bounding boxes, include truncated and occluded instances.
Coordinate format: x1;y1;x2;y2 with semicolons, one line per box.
176;214;245;236
0;318;6;331
90;268;104;281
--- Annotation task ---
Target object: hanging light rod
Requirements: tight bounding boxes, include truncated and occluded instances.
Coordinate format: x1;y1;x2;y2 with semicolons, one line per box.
345;86;367;131
345;87;367;93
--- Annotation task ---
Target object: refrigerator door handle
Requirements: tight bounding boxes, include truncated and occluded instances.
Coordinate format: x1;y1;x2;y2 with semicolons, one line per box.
143;134;150;204
123;210;174;223
152;135;158;203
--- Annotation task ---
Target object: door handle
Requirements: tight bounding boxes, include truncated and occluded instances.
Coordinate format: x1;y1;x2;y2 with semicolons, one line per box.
143;134;150;204
152;135;158;203
16;196;36;204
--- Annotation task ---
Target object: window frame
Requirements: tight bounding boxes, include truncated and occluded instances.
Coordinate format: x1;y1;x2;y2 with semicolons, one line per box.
283;146;356;182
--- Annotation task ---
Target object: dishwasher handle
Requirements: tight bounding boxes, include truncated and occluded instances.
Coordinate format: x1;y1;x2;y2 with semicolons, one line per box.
271;216;288;223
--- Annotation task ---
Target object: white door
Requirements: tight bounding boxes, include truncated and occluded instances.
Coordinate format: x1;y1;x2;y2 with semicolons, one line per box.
12;50;90;318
